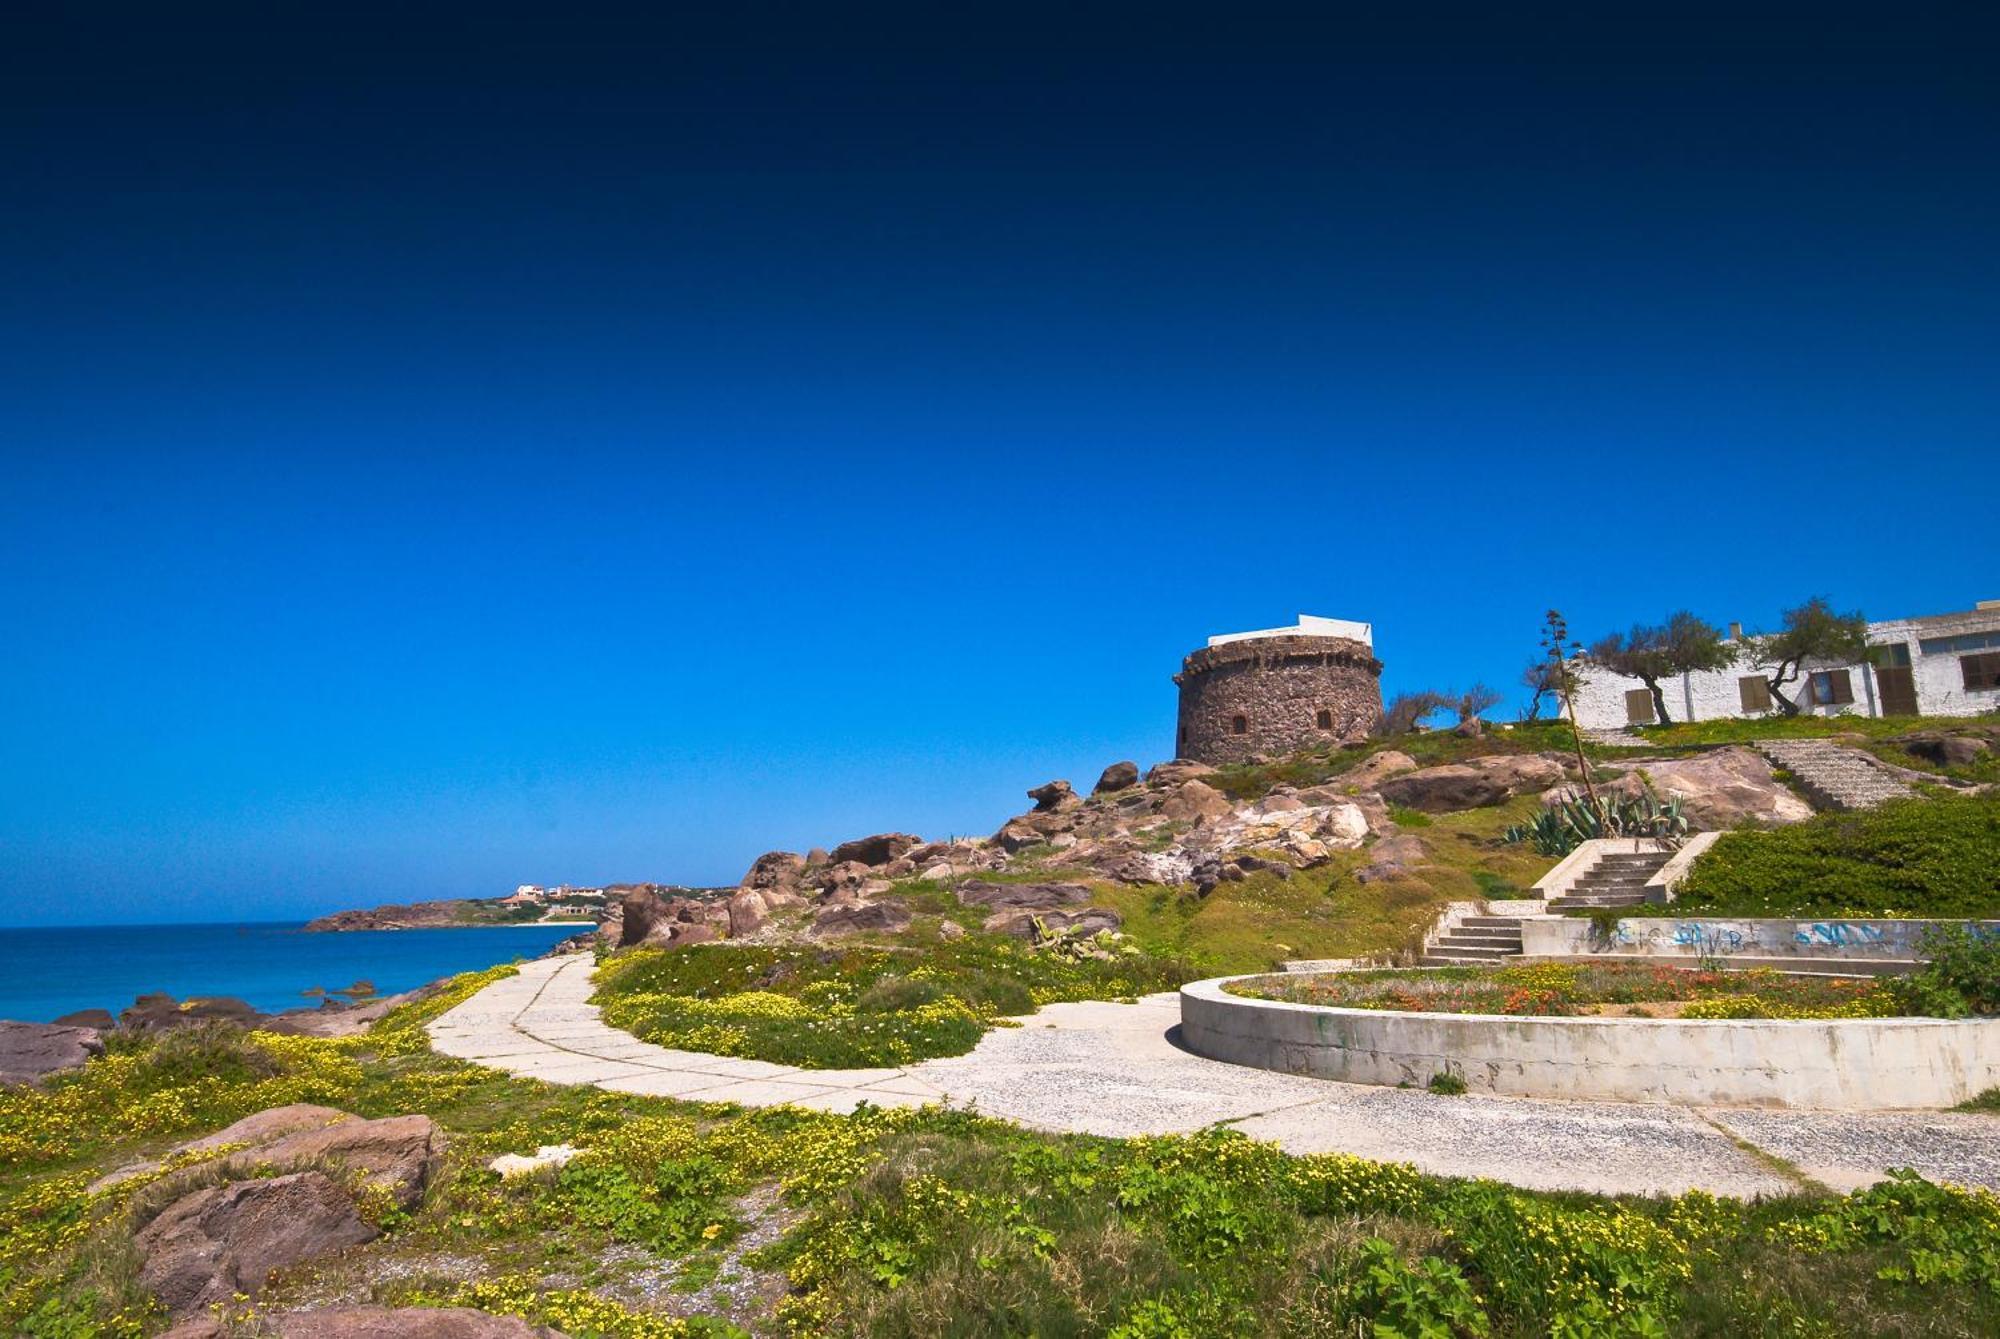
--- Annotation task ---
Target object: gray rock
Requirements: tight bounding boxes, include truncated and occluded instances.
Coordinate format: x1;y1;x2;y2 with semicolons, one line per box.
954;881;1093;912
1376;754;1567;812
165;1309;565;1339
808;899;913;937
0;1020;104;1086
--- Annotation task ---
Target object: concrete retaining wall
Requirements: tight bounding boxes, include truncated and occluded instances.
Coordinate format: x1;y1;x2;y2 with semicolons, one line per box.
1519;916;1999;967
1179;975;2000;1109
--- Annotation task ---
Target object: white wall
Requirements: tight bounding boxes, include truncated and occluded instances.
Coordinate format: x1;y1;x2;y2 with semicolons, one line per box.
1569;644;1873;730
1868;614;2000;720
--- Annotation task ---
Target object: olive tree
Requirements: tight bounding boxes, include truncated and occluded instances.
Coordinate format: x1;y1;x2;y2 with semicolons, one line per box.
1753;597;1868;716
1588;611;1733;725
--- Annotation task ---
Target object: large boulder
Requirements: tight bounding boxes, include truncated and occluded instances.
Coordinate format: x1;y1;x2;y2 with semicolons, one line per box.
1597;746;1813;828
740;850;808;891
1902;734;1992;769
137;1171;377;1315
1343;750;1418;790
217;1112;442;1211
1026;779;1080;812
953;881;1093;912
1145;759;1216;786
1375;755;1568;812
164;1309;565;1339
982;907;1123;941
827;833;922;867
1355;833;1430;884
0;1020;103;1086
727;888;773;936
619;889;730;949
1159;779;1234;823
1093;761;1140;794
994;820;1049;854
807;900;913;938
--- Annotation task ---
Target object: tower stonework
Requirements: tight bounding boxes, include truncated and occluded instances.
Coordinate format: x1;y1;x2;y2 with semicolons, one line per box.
1173;616;1384;765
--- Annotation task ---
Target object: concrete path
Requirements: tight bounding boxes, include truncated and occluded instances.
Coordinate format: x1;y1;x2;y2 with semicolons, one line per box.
429;955;2000;1199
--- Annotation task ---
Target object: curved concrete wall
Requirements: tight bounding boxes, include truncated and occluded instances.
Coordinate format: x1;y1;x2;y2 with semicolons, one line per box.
1179;976;2000;1110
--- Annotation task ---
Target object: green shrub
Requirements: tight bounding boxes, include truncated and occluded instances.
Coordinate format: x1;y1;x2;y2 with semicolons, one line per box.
1673;793;2000;919
1889;925;2000;1018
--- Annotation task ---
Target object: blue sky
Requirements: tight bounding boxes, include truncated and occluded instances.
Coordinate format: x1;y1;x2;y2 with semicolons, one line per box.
3;6;1996;924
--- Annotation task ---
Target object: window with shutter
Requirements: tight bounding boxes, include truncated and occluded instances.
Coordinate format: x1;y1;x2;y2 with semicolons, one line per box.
1810;670;1855;705
1623;688;1656;724
1738;676;1772;712
1963;652;2000;691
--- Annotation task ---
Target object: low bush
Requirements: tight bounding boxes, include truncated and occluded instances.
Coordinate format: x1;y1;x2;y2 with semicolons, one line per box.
1673;792;2000;919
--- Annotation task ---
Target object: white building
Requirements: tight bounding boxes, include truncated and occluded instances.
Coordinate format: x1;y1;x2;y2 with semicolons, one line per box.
1571;599;2000;730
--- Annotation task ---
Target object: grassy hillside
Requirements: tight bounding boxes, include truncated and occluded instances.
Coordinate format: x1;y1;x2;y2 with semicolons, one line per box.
1674;792;2000;920
6;975;2000;1337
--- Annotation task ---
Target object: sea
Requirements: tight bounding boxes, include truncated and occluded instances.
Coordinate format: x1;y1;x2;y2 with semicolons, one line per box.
0;921;589;1023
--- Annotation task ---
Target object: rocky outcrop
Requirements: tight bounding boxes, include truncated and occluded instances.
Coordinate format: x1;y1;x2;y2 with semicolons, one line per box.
1355;833;1430;884
130;1107;445;1317
1375;754;1568;812
1595;746;1812;828
1144;759;1216;786
953;881;1093;912
827;833;922;867
121;993;265;1032
1093;761;1140;794
619;888;730;949
983;906;1123;940
165;1308;565;1339
303;900;486;932
1159;779;1234;822
1902;733;1993;769
807;900;913;937
741;850;808;890
1027;779;1080;811
0;1020;104;1086
1342;749;1418;790
138;1171;376;1315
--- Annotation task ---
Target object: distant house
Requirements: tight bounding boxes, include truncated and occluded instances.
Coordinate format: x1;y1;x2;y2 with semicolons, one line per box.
1572;599;2000;730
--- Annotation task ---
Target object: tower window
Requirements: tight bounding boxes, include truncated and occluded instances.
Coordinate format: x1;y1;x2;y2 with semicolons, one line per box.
1315;709;1333;729
1231;715;1248;735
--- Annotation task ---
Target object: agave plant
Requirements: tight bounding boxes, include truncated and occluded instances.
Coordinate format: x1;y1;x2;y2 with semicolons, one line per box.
1504;789;1688;856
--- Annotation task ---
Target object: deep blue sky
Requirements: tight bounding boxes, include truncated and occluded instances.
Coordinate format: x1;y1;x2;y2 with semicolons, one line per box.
3;6;1996;925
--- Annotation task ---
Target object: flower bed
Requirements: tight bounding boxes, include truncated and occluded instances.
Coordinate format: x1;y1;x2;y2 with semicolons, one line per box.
1225;961;1905;1021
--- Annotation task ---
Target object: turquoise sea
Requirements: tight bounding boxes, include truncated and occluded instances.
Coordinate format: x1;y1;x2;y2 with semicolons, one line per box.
0;921;588;1023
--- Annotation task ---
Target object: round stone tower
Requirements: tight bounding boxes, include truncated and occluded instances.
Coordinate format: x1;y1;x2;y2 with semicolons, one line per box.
1174;615;1384;765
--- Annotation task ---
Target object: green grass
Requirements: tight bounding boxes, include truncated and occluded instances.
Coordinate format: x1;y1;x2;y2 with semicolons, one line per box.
1673;792;2000;920
593;938;1190;1068
1634;713;1999;748
7;1006;2000;1338
1232;961;1905;1020
1958;1088;2000;1113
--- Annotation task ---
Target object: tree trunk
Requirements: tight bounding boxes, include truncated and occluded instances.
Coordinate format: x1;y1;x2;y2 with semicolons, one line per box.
1644;677;1674;726
1767;667;1801;716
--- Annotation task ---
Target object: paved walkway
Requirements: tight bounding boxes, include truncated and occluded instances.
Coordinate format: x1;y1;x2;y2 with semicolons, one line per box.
429;955;2000;1199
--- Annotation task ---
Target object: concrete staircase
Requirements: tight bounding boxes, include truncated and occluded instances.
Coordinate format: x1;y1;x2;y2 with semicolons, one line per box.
1757;739;1917;811
1545;850;1672;912
1425;916;1524;964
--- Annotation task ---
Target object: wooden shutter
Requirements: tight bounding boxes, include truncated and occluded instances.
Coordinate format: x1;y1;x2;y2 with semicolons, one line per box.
1824;669;1855;705
1623;688;1656;724
1738;676;1771;711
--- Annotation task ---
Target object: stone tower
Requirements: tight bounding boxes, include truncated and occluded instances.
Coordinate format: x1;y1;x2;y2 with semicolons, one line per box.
1174;615;1384;765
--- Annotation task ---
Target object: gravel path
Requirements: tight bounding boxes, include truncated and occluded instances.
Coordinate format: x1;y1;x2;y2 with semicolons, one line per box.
429;955;2000;1198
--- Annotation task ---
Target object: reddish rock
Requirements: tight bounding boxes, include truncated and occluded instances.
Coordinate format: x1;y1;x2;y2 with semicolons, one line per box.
727;888;772;936
1145;759;1217;786
1375;755;1567;812
166;1309;566;1339
954;881;1092;912
137;1172;376;1315
1027;779;1080;811
222;1113;441;1212
827;833;922;867
1160;779;1234;822
1093;760;1141;794
740;850;807;890
982;907;1123;941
